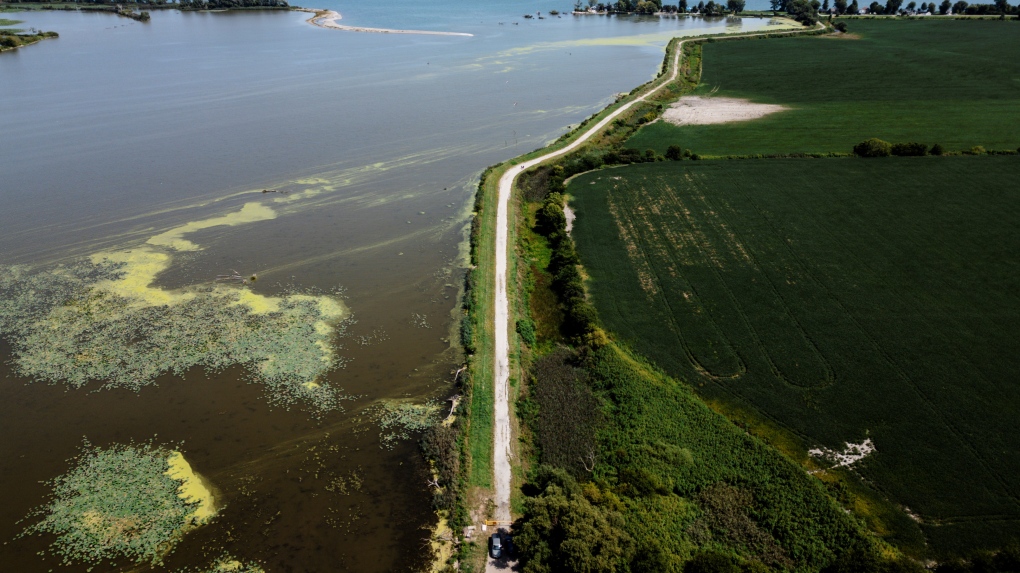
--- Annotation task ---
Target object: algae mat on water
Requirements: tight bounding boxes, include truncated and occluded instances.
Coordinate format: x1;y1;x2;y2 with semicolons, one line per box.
628;19;1020;157
19;441;216;567
569;156;1020;556
0;201;352;414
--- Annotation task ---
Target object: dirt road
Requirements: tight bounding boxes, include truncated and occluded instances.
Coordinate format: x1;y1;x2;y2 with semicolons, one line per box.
487;23;817;571
491;34;688;525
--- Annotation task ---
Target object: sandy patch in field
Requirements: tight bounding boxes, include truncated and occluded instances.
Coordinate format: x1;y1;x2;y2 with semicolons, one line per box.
662;96;788;126
809;438;875;469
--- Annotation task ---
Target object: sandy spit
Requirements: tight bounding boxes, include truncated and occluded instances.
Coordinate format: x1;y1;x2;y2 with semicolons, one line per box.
301;9;473;37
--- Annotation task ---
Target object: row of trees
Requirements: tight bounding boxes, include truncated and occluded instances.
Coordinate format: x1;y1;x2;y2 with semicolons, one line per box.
575;0;748;14
772;0;1015;15
534;189;601;340
853;138;1020;157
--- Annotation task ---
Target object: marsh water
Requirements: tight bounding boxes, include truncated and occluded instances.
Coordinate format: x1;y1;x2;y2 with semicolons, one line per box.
1;4;785;572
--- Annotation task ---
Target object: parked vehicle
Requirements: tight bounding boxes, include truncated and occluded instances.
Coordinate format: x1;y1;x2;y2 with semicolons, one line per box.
490;532;502;559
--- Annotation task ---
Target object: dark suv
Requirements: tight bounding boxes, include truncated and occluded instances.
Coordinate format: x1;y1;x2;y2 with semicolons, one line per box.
490;532;502;559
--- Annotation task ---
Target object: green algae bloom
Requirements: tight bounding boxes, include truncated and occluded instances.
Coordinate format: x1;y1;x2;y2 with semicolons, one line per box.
0;254;351;414
377;400;441;449
20;441;214;567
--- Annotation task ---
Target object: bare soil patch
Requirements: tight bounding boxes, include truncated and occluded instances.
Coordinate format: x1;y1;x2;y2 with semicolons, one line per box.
662;96;788;126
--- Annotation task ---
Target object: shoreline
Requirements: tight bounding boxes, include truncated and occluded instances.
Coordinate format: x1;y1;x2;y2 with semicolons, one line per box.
300;8;473;37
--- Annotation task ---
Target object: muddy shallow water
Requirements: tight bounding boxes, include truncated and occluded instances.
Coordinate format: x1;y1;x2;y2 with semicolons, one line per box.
0;7;791;572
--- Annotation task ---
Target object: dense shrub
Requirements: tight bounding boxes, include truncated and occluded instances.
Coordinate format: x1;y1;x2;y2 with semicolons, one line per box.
514;467;632;573
684;551;741;573
689;483;792;568
930;143;945;156
530;349;602;475
891;142;928;156
536;194;567;236
585;345;877;570
516;319;537;347
853;138;893;157
531;189;601;341
420;424;460;510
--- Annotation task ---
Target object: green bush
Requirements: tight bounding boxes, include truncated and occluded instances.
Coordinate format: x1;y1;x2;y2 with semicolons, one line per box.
684;551;741;573
514;467;632;573
536;196;567;236
460;314;474;353
891;142;928;156
517;319;537;346
566;300;599;337
930;143;945;156
666;144;684;160
853;138;893;157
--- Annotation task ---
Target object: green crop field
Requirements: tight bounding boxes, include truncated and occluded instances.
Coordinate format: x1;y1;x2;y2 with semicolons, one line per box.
628;20;1020;157
569;156;1020;556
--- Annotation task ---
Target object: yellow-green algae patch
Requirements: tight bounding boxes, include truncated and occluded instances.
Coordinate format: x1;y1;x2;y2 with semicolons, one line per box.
166;451;217;524
428;516;454;573
147;202;277;252
20;441;217;567
171;555;266;573
213;560;265;573
0;201;352;413
89;248;195;308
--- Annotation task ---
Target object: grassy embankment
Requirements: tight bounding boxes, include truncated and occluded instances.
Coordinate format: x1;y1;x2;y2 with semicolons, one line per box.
628;19;1020;157
456;23;834;571
461;30;690;525
560;17;1020;564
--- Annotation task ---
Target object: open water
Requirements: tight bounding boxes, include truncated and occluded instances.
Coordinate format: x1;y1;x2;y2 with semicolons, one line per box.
0;4;785;571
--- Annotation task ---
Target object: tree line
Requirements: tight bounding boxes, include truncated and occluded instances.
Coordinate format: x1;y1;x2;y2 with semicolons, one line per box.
772;0;1019;15
575;0;748;15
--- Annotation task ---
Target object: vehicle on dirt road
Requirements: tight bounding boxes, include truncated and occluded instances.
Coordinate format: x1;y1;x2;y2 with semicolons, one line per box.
490;532;502;559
